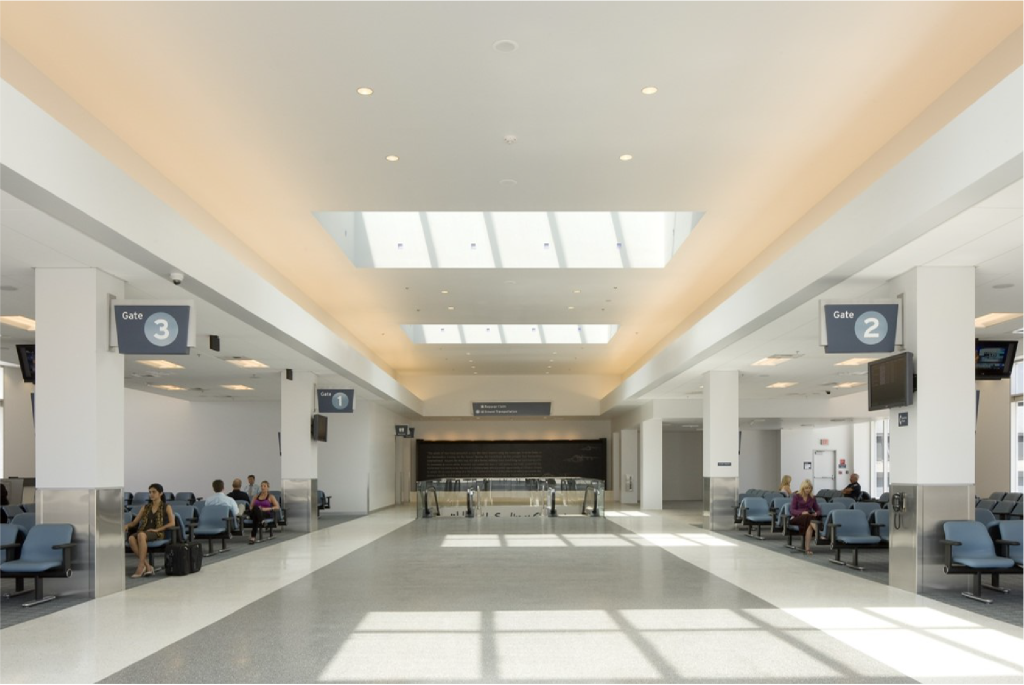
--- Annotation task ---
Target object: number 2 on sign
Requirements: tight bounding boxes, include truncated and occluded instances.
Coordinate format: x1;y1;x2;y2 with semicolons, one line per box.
862;317;880;338
151;318;171;340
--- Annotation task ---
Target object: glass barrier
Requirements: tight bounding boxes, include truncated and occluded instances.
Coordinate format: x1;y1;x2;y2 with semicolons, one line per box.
416;477;604;519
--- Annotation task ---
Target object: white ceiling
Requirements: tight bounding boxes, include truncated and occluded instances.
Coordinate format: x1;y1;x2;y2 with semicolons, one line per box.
0;2;1021;412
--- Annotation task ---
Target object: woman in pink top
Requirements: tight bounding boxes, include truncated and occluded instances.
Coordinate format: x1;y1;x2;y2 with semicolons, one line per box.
249;480;280;544
790;479;822;555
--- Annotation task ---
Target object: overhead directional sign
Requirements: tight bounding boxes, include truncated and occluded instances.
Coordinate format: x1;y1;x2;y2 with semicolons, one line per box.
820;301;900;354
113;304;192;354
317;389;355;413
472;402;551;417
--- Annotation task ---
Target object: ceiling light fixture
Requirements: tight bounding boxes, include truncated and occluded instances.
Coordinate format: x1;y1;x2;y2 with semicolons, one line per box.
640;86;658;95
447;306;455;310
137;359;184;370
225;358;268;369
0;315;36;331
767;382;797;389
492;39;519;53
385;155;399;162
619;154;633;161
149;384;186;391
356;87;374;96
441;290;449;294
834;357;875;366
834;382;865;389
975;312;1022;328
751;355;796;367
221;384;254;391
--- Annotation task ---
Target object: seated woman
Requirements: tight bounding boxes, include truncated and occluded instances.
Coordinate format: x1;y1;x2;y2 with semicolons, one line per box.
249;480;281;544
789;479;822;555
124;483;175;578
778;475;793;496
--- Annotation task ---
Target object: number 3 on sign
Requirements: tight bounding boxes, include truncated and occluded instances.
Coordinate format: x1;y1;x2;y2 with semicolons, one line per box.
152;318;170;340
144;312;179;347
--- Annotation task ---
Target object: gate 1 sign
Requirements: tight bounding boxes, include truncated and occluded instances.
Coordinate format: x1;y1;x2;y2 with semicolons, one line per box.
113;305;191;354
317;389;354;413
820;302;900;354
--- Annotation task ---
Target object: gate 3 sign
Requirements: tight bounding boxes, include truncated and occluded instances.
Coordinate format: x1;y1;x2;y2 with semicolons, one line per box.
820;303;900;354
113;305;191;355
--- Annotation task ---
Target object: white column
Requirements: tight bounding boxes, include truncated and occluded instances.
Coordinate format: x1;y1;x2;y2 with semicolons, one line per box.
639;418;663;510
281;370;317;532
703;370;739;529
888;266;975;593
36;268;125;599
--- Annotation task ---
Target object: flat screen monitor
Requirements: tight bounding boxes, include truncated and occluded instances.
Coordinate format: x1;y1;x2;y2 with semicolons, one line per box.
975;340;1018;379
16;344;35;384
311;414;328;442
868;351;914;411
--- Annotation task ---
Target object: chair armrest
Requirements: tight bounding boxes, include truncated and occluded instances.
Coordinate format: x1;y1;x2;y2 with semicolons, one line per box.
942;539;961;566
1;542;21;551
53;541;75;568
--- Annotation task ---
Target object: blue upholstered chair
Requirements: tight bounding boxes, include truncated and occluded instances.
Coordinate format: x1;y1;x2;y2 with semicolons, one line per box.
942;520;1017;604
869;508;889;546
827;509;882;570
0;523;74;607
193;504;234;556
740;497;773;540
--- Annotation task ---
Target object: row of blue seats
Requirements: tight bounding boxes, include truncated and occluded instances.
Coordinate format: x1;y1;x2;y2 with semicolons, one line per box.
975;499;1023;518
982;491;1023;502
739;497;891;570
942;519;1023;603
124;489;333;514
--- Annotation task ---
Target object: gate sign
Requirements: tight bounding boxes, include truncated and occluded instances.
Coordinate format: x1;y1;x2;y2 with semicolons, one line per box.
317;389;354;413
113;305;191;354
820;302;900;354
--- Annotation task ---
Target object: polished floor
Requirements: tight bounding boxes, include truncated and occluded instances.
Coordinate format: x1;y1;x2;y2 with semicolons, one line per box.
0;504;1021;684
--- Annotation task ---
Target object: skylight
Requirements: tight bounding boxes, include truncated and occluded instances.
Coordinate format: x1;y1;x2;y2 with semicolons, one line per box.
401;324;619;345
315;211;703;269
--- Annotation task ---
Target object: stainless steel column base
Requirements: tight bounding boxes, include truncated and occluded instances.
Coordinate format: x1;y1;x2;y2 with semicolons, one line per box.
702;477;737;532
282;478;317;534
36;487;125;600
889;483;974;594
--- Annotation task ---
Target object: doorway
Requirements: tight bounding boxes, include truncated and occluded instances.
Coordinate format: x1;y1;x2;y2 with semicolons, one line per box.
812;450;835;494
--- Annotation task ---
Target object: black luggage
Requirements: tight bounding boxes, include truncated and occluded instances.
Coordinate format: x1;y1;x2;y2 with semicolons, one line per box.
186;541;203;573
164;543;191;576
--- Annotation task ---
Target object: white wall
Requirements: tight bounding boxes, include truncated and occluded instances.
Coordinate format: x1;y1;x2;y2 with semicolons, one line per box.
662;432;702;500
738;429;782;492
780;425;854;492
2;368;35;478
124;389;280;496
976;379;1012;496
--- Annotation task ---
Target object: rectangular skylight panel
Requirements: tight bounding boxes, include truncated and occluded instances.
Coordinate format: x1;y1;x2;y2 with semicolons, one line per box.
426;213;495;268
462;325;502;344
555;212;622;268
363;212;430;268
421;325;462;344
619;213;670;268
580;325;619;344
541;325;582;344
492;213;559;268
502;325;543;344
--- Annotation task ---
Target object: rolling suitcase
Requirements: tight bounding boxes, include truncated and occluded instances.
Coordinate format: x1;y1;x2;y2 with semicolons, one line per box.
164;543;191;576
186;541;203;573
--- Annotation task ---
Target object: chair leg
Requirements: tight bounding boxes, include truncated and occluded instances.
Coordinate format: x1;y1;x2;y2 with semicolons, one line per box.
982;573;1009;594
829;547;845;567
961;573;994;604
845;548;865;571
4;577;31;599
745;522;765;541
22;577;56;607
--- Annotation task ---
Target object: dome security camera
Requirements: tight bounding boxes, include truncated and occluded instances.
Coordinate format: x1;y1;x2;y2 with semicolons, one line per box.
170;272;184;285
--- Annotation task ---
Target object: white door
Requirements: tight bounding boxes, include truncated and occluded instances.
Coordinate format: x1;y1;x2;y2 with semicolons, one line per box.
813;450;835;494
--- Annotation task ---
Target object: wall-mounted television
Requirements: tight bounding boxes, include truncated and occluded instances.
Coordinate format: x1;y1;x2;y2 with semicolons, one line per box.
311;414;328;442
16;344;35;384
975;340;1018;380
868;351;914;411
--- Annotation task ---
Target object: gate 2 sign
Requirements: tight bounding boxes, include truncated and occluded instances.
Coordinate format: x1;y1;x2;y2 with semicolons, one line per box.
820;303;900;354
113;305;192;355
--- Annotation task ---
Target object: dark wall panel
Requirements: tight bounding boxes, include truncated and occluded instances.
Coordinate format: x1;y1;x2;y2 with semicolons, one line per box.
416;439;606;481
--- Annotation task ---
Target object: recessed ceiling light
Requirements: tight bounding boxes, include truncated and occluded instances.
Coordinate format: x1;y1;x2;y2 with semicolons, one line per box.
221;384;254;391
767;382;797;389
447;306;455;311
385;155;399;162
619;154;633;161
752;356;794;367
441;290;449;294
138;359;184;370
640;86;658;95
834;382;865;389
149;384;186;391
834;357;875;366
573;289;581;294
492;39;519;53
356;87;374;96
499;179;518;187
225;358;268;369
0;315;36;331
975;312;1022;328
567;306;575;310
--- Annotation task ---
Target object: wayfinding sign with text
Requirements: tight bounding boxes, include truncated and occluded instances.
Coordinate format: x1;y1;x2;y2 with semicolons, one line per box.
472;402;551;417
113;304;191;354
317;389;355;413
820;302;900;354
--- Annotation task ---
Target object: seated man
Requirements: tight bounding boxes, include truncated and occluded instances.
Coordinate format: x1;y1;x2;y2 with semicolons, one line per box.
206;479;241;515
245;474;258;500
842;473;862;500
227;478;251;506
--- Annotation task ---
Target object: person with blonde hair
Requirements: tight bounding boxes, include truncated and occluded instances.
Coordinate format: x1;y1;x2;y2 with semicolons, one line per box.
789;479;821;555
778;475;792;495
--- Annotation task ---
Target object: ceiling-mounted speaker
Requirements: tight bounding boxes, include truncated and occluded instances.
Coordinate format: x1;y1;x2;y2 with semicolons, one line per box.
209;335;220;352
286;368;293;381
